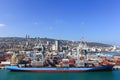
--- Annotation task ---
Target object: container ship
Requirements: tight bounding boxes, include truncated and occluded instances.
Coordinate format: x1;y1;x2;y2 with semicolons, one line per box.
6;41;114;72
6;65;113;72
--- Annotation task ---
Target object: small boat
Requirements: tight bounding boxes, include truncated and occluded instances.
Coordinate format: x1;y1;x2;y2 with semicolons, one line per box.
6;65;113;72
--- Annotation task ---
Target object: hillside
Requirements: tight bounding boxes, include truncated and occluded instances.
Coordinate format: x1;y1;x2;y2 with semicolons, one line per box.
0;37;112;48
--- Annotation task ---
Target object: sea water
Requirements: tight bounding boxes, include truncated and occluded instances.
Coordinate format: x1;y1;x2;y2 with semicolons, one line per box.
0;69;120;80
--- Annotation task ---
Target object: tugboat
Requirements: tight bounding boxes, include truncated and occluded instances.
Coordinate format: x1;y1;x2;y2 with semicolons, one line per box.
6;41;114;72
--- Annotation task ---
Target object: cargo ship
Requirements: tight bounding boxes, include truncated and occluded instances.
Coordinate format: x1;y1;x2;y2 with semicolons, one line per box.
6;41;114;72
6;65;113;72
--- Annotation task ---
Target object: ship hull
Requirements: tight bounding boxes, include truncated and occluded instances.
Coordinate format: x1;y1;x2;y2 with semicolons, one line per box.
6;65;113;72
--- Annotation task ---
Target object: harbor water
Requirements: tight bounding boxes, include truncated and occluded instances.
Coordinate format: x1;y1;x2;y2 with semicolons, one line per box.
0;69;120;80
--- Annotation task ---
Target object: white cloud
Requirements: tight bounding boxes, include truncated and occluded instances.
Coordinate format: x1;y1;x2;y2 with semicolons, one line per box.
81;22;85;25
48;26;53;30
34;22;38;25
0;23;6;27
55;19;63;24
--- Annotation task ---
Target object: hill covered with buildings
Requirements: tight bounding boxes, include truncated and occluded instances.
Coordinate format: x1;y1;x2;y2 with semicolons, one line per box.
0;37;113;52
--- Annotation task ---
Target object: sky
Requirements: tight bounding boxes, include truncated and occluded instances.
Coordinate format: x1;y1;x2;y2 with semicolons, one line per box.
0;0;120;45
